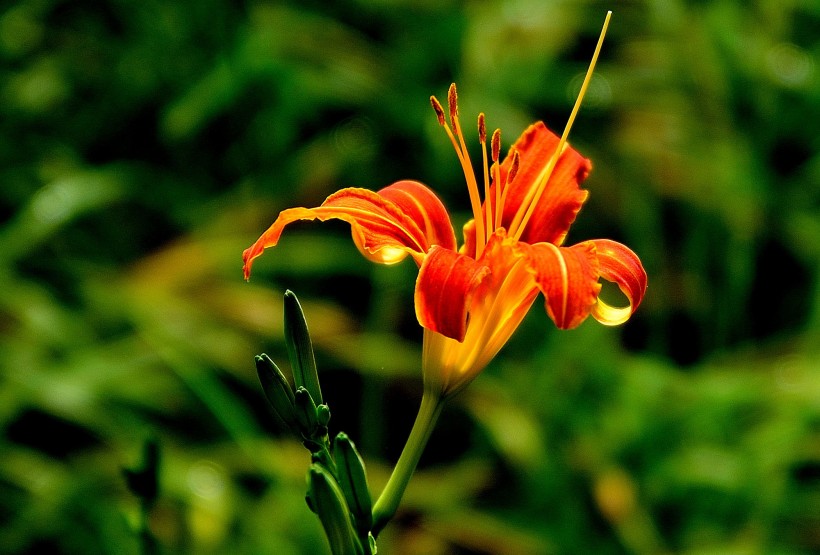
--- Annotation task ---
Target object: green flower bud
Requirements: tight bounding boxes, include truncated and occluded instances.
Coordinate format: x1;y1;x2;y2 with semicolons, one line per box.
317;404;332;427
333;432;373;534
284;290;323;405
255;354;298;430
294;386;319;439
308;464;363;555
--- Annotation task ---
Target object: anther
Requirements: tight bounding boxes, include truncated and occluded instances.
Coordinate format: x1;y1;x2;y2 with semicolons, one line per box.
478;113;486;143
430;96;446;126
447;83;459;124
491;129;501;163
508;150;520;182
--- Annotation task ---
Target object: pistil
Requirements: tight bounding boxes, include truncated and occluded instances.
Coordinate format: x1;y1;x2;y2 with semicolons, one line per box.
509;10;612;241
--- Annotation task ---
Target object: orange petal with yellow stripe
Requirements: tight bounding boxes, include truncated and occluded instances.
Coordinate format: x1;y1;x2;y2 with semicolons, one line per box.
378;180;457;254
523;241;602;329
243;180;455;279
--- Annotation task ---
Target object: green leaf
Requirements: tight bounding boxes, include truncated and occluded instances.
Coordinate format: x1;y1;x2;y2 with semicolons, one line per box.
284;290;323;405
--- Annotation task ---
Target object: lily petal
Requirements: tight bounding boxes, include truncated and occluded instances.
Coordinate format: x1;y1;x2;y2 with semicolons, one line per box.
243;181;455;279
415;245;490;342
589;239;647;326
523;241;602;329
491;122;592;245
377;180;457;253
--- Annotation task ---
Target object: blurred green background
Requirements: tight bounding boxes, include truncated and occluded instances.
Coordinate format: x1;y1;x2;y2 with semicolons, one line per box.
1;0;818;553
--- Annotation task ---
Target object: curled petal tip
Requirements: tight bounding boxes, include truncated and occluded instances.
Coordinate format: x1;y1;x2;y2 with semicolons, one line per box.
589;239;647;326
242;246;258;280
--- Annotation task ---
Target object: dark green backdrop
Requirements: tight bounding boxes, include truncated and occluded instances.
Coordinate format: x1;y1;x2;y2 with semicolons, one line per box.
1;0;818;553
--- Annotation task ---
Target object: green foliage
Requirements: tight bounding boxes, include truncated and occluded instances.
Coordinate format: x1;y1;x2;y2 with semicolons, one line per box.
1;0;818;554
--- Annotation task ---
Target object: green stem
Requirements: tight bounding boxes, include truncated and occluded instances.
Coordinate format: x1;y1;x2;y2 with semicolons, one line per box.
371;390;444;537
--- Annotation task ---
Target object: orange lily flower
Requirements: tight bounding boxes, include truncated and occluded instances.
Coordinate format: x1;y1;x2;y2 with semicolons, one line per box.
243;20;646;399
243;95;646;396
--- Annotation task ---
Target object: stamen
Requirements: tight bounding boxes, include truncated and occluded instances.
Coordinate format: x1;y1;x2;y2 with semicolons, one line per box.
431;95;467;168
491;129;502;231
508;150;520;183
447;83;459;127
497;148;519;232
509;11;612;241
478;114;493;242
430;96;446;126
444;83;486;257
491;129;501;163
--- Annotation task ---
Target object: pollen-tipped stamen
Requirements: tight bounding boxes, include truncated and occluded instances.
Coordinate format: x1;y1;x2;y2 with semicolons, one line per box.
477;113;487;144
497;149;518;232
491;129;502;232
445;83;486;257
509;11;612;241
431;96;465;164
478;114;494;243
447;84;459;128
508;150;520;183
430;96;446;126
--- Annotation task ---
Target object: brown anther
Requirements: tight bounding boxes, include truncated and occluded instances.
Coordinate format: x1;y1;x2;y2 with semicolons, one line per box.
447;83;458;123
478;113;486;143
508;150;520;182
491;129;501;162
430;96;446;126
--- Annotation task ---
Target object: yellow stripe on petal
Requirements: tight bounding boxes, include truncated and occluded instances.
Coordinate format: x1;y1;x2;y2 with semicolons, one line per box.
523;241;601;329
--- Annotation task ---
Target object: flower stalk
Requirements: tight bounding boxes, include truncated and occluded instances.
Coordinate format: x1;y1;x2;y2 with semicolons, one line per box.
371;390;445;537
